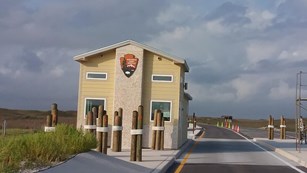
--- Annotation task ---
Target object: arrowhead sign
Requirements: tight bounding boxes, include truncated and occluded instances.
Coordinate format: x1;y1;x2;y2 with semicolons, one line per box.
120;54;139;78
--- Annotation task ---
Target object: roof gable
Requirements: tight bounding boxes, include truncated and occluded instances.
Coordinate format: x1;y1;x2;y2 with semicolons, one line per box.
73;40;189;72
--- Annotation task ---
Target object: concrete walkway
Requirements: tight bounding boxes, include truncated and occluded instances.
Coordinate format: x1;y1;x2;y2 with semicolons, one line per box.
253;138;307;168
240;128;307;168
40;125;203;173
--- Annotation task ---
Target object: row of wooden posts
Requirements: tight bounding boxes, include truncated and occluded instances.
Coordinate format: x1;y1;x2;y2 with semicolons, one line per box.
268;115;286;140
83;105;165;162
45;104;165;162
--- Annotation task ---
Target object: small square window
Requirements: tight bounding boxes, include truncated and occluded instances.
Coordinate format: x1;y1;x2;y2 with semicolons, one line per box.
150;100;172;122
152;75;173;82
86;72;107;80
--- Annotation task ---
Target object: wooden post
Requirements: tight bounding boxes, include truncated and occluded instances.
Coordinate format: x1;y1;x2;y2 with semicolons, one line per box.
51;103;58;127
160;116;165;150
136;105;143;161
3;120;6;136
86;111;93;133
151;109;158;149
192;113;195;133
92;107;98;135
268;115;274;140
118;108;123;152
102;113;108;154
280;116;286;139
155;110;162;150
96;105;103;152
271;117;274;140
46;115;52;127
130;111;138;161
112;111;120;152
283;118;287;139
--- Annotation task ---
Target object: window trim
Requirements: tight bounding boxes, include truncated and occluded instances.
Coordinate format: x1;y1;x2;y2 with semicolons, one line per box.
150;100;172;122
152;74;173;82
86;72;107;80
83;97;106;118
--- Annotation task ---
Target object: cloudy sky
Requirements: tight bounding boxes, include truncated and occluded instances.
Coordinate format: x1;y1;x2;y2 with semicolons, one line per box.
1;0;307;119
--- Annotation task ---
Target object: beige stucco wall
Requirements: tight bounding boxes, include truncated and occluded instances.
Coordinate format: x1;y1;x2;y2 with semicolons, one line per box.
113;45;144;149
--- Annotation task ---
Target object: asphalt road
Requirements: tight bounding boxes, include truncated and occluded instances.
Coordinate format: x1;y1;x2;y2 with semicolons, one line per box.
168;125;307;173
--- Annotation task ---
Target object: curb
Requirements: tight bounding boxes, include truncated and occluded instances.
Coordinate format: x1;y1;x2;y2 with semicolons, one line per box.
155;126;204;173
152;139;193;173
253;138;307;168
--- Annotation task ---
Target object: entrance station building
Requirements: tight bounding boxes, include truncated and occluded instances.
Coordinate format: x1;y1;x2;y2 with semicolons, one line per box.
74;40;192;149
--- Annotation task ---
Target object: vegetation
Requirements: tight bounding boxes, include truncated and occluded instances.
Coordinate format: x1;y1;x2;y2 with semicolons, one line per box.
0;124;96;173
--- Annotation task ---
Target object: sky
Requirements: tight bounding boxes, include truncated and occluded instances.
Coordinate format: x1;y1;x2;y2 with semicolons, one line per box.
1;0;307;119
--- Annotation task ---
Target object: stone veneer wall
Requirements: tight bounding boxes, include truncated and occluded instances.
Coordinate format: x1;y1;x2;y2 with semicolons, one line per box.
113;45;144;149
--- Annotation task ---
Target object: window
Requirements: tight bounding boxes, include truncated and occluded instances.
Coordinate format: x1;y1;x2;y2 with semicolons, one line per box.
86;72;107;80
150;100;172;122
152;75;173;82
84;98;106;117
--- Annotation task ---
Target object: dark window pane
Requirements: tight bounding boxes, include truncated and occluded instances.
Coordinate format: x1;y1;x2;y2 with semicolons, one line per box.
87;73;107;79
151;101;171;121
85;99;104;115
152;75;172;81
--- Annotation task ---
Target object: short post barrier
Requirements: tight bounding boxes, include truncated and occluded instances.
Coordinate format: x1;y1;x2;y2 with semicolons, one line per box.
130;111;138;161
268;115;274;140
112;111;119;152
192;113;195;133
92;107;98;135
280;116;286;139
153;110;164;150
118;108;123;151
3;120;6;136
155;111;162;150
136;105;143;162
84;111;96;134
96;105;103;152
151;110;158;149
160;117;165;150
51;103;58;127
102;114;108;154
44;114;55;132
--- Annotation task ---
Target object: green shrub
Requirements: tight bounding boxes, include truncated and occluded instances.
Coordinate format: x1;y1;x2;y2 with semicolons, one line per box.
0;124;96;172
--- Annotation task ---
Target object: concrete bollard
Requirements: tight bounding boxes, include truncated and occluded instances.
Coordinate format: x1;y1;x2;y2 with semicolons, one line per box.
136;105;143;161
280;116;286;139
130;111;138;161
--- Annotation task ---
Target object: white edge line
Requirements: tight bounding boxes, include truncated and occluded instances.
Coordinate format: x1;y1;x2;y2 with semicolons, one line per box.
235;132;305;173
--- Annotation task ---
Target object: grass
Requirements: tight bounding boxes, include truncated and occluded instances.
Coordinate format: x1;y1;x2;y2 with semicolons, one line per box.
0;124;96;173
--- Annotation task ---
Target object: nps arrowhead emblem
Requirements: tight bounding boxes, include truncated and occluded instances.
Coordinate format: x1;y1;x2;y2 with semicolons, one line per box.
120;54;139;78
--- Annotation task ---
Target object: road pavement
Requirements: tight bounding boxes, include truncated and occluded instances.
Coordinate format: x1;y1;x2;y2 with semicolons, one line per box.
168;125;307;173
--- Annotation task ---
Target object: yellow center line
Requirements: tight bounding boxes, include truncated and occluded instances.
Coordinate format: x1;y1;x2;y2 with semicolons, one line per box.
174;131;205;173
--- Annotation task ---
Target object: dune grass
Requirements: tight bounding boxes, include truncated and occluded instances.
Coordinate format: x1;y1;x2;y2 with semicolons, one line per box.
0;124;96;173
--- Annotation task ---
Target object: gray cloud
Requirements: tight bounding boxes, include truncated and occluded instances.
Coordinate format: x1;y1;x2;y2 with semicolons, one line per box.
0;0;307;119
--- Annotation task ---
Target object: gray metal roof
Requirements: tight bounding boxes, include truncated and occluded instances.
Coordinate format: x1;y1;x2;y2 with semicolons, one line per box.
73;40;189;72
